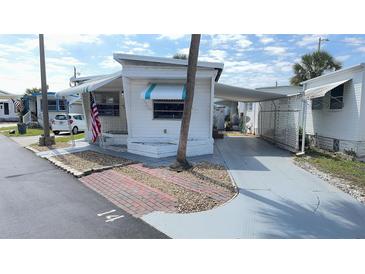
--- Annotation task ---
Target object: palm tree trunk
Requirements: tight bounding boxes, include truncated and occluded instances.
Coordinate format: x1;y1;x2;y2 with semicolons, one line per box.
174;34;201;170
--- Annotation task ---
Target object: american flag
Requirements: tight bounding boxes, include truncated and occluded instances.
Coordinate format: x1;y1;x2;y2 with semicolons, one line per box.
90;93;102;143
11;98;23;112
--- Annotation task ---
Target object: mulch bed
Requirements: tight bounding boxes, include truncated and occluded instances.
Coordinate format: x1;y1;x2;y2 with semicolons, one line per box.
53;151;134;172
30;142;71;152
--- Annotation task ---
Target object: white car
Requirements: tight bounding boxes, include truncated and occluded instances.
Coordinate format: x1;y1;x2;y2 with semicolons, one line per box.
51;113;86;135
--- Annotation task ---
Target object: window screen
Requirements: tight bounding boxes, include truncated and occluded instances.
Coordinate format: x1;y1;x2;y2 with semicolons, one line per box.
153;100;184;119
95;92;120;116
312;97;323;110
330;84;344;109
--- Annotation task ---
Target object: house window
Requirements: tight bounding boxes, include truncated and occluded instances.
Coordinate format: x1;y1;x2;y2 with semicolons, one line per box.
312;97;323;110
330;84;344;109
41;99;67;111
59;100;67;111
95;92;120;116
153;100;184;119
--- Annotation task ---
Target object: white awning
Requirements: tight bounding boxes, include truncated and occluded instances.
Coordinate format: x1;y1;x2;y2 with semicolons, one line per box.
214;83;286;102
55;71;123;98
141;84;186;100
304;79;350;99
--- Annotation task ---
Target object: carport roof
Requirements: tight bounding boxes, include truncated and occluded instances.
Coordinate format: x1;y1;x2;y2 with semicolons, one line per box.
214;83;288;102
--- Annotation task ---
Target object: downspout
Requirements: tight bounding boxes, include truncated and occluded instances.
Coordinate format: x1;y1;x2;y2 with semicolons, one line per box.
297;84;307;156
272;100;277;142
258;102;262;136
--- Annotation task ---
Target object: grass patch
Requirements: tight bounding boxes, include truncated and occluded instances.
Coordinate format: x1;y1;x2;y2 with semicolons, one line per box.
1;127;44;137
295;149;365;189
56;133;85;143
0;126;17;131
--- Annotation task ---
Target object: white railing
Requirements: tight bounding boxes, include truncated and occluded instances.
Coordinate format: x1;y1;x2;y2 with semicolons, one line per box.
23;111;32;124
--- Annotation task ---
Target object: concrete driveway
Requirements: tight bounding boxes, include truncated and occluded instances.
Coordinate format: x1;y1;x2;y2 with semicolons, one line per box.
143;136;365;238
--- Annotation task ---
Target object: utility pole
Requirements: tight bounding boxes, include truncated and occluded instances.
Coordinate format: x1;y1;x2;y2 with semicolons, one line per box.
318;37;329;52
39;34;53;146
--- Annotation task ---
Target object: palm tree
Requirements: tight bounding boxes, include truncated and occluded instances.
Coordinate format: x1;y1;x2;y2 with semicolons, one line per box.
173;53;188;60
290;51;342;85
172;34;201;170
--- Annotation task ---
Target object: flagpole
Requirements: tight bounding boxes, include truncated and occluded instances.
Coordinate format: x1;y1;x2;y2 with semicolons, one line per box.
91;91;104;148
66;99;75;147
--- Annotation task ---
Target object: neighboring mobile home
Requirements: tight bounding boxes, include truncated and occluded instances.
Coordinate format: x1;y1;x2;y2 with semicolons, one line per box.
303;63;365;156
0;90;20;122
56;54;224;158
23;92;83;127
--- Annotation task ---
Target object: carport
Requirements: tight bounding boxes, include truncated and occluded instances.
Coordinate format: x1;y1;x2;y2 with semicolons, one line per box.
214;83;305;153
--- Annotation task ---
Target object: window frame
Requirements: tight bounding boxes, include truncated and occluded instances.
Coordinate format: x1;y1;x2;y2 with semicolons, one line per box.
329;84;344;110
153;99;185;120
311;97;323;110
95;91;120;117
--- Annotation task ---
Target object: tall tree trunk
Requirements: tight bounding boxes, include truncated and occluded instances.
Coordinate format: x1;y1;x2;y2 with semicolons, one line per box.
174;34;201;170
39;34;52;146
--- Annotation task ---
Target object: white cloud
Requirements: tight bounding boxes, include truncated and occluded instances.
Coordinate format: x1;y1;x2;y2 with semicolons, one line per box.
100;56;120;69
296;34;325;49
17;34;103;52
210;34;252;50
119;38;154;55
257;35;275;44
356;47;365;53
274;61;293;72
336;55;351;62
158;34;186;40
224;60;271;73
343;37;365;46
177;47;189;55
264;46;287;56
199;49;227;62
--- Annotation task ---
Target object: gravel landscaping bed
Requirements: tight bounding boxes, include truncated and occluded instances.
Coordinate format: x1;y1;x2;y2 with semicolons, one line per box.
30;142;71;152
294;158;365;204
53;150;134;172
115;162;236;213
190;161;235;190
116;165;220;213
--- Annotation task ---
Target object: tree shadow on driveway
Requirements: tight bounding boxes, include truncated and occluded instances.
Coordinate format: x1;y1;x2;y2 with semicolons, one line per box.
239;188;365;239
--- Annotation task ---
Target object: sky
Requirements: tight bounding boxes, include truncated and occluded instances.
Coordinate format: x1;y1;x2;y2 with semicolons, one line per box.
1;34;365;95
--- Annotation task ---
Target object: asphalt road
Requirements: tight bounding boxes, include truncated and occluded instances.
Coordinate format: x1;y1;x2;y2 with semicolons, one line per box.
0;135;168;239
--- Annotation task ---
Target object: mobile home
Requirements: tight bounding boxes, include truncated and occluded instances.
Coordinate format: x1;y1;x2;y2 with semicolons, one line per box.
56;54;224;158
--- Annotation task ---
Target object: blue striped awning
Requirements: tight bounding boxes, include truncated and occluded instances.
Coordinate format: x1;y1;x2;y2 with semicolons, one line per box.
141;84;186;100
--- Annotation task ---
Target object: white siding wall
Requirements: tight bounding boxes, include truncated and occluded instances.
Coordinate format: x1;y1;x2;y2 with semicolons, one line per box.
127;78;212;142
305;68;364;142
0;99;18;121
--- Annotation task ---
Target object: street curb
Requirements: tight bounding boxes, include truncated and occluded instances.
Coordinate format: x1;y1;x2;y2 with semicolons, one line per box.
45;157;136;178
25;145;41;153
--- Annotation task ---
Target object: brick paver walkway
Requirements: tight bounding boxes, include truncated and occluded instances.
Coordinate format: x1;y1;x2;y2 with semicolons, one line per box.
80;163;234;218
131;163;233;202
80;170;177;217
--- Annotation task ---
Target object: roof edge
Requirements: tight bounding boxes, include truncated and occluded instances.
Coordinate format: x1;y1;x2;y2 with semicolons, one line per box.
113;53;224;81
301;63;365;85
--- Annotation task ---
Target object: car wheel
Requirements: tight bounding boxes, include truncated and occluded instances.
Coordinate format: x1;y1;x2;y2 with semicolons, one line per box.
72;126;78;135
53;131;60;135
